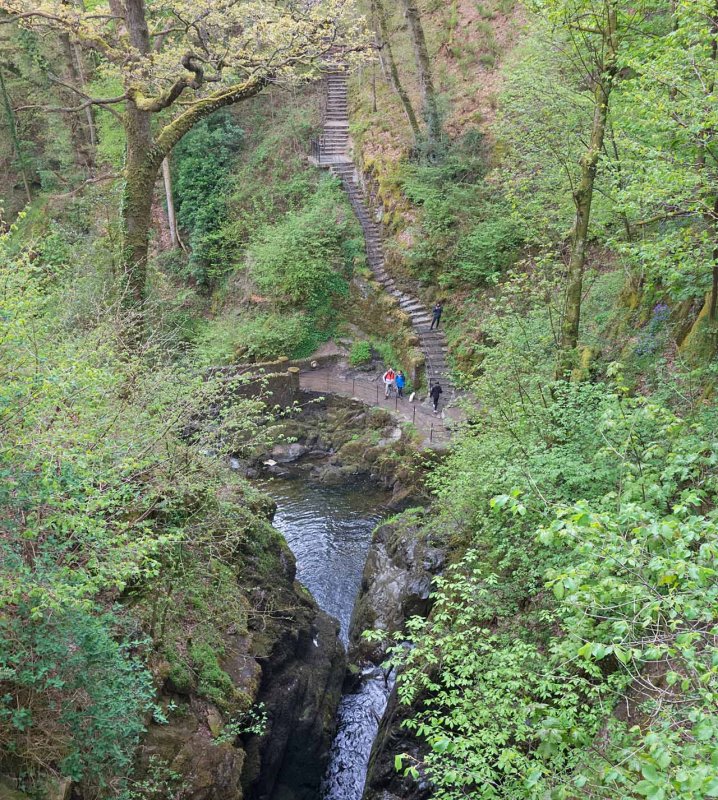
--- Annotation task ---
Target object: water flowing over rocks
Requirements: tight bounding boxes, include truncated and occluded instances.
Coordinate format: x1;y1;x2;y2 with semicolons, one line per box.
346;513;446;800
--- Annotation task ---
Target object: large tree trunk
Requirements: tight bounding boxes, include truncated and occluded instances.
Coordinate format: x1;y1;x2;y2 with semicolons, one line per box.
118;0;158;307
58;31;92;170
67;0;97;150
707;6;717;321
372;0;421;145
711;196;718;322
71;39;97;151
555;6;618;379
401;0;441;150
122;102;158;306
0;67;32;204
120;79;266;307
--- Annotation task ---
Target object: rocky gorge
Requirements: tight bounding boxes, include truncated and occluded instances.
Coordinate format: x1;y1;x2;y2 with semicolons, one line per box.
136;395;443;800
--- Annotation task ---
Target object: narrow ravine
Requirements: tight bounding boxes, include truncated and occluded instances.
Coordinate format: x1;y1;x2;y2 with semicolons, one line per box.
264;475;393;800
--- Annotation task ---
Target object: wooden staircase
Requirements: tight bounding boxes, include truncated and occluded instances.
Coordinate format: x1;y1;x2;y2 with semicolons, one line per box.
312;71;455;398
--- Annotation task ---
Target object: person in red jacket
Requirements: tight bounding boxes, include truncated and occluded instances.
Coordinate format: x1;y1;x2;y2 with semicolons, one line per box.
382;367;396;398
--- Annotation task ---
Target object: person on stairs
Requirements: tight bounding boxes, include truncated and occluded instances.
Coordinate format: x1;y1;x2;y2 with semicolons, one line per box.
382;367;396;398
395;371;406;398
430;302;443;330
430;381;443;413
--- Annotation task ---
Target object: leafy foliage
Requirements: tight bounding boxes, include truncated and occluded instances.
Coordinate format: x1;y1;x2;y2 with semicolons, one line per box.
377;292;718;799
172;110;245;285
349;340;372;365
0;218;273;794
247;177;356;309
399;138;523;287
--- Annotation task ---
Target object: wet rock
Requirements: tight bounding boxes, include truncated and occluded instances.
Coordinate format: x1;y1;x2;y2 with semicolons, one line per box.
363;691;431;800
312;462;366;486
348;515;444;664
271;443;309;463
242;609;345;800
347;513;443;800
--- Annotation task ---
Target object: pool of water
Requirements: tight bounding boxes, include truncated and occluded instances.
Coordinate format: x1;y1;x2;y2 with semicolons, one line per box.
264;475;388;643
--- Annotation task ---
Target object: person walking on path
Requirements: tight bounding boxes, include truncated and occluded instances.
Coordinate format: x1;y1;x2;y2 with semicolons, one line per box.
382;367;396;398
430;302;443;330
395;371;406;398
430;381;443;413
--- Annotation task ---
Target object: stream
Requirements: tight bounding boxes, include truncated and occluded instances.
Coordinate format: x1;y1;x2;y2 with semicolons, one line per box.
263;474;392;800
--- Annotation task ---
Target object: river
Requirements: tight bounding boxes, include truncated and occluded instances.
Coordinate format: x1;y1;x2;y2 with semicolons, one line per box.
263;474;393;800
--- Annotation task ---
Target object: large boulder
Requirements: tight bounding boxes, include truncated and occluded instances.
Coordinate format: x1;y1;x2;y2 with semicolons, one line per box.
345;512;446;800
348;514;444;664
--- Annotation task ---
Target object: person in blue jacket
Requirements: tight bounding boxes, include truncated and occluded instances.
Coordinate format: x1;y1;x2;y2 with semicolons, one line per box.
395;371;406;398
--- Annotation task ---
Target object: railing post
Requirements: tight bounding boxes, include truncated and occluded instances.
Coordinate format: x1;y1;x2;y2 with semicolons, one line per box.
395;395;398;411
413;405;416;424
352;378;355;395
430;423;434;443
376;385;379;404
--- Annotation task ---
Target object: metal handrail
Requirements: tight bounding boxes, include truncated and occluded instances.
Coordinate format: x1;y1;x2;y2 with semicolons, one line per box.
310;137;324;164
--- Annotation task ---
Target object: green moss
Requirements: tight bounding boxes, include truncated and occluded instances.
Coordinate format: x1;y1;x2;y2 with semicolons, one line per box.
189;643;237;708
166;648;195;694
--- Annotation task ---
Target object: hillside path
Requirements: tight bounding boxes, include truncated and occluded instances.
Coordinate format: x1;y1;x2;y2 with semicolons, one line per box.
299;365;462;448
312;71;455;401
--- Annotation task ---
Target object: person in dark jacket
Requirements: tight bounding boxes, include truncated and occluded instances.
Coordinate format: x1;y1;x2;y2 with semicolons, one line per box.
430;302;443;330
430;382;442;413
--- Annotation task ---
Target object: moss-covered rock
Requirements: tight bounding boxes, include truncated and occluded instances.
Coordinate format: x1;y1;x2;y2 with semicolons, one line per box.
678;292;718;366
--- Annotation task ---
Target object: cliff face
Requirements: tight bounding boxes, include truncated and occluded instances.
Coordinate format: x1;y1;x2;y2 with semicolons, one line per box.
135;509;345;800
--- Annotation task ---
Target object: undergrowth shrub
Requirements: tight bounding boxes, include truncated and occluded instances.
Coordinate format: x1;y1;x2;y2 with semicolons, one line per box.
0;227;274;795
373;267;718;800
172;109;245;286
350;340;372;365
400;146;523;287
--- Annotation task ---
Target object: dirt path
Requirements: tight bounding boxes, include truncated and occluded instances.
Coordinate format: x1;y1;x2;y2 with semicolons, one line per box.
299;366;463;448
